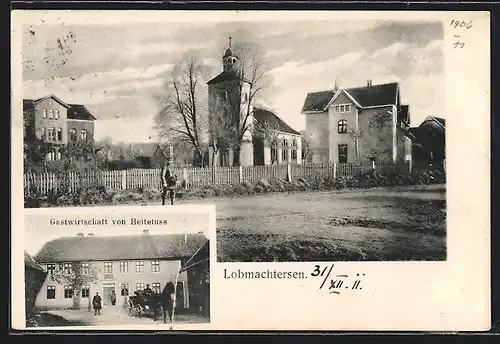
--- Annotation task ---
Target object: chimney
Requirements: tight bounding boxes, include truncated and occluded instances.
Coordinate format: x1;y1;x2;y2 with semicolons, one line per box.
184;231;188;244
334;79;340;90
77;232;84;237
367;79;373;86
88;233;94;236
143;229;150;235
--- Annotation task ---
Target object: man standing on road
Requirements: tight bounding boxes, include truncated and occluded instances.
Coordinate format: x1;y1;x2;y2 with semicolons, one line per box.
160;158;177;205
92;292;102;316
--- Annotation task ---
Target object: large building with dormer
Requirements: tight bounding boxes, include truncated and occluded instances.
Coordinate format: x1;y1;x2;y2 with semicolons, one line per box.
23;94;97;161
33;231;209;314
301;80;412;164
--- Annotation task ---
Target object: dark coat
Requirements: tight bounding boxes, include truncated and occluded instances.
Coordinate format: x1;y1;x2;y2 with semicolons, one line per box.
161;164;176;188
92;295;102;309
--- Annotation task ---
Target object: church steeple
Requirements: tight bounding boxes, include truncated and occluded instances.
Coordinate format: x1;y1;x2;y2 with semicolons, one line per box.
223;36;239;73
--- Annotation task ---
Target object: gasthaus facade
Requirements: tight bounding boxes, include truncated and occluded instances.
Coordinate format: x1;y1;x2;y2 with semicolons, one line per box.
33;231;209;312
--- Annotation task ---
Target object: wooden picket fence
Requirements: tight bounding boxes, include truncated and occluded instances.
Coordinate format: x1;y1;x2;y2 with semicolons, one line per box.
24;160;411;196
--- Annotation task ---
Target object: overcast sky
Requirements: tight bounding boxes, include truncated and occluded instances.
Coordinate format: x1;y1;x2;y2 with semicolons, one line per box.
22;18;444;144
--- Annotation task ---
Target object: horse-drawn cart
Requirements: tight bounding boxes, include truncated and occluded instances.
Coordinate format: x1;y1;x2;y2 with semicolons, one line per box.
127;291;160;318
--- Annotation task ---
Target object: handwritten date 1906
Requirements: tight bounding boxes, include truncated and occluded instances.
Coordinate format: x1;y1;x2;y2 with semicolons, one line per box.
311;264;365;295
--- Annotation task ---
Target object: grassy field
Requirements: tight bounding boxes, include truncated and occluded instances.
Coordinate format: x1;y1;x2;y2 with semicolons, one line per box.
215;185;446;262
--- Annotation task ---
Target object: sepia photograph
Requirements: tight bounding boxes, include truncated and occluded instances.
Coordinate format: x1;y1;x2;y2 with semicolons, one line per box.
23;207;211;329
12;10;490;332
22;16;446;263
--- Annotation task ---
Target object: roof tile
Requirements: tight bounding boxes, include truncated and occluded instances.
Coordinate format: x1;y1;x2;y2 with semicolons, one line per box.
35;233;208;263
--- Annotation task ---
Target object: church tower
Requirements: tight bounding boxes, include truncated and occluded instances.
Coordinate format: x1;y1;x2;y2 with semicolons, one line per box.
222;37;240;74
206;37;254;167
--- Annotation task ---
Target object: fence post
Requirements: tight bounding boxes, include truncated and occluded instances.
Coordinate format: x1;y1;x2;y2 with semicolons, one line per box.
287;162;292;182
121;170;127;190
239;166;243;183
333;162;337;179
183;168;188;188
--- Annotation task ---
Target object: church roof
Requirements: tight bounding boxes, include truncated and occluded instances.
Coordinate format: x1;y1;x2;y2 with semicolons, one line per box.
224;47;237;58
253;107;301;136
207;71;241;85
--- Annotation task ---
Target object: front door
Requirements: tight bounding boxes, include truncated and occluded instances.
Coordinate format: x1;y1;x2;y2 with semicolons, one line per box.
102;283;115;306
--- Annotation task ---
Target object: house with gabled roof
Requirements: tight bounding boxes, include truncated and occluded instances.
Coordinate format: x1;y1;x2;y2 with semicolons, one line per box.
301;80;413;164
25;251;47;317
23;94;97;161
33;231;209;312
408;116;446;169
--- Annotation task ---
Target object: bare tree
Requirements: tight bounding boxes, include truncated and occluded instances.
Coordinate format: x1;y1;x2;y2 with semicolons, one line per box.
154;55;209;167
348;128;364;161
253;114;282;148
50;262;99;310
300;131;315;163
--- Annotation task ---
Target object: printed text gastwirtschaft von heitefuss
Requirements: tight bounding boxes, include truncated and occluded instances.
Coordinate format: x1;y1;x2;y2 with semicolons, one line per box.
224;268;306;279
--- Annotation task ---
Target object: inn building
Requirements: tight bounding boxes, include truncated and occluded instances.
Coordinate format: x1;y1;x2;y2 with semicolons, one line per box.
33;231;209;314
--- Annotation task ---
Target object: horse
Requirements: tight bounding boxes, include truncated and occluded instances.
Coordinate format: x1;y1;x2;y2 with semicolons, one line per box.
156;282;175;324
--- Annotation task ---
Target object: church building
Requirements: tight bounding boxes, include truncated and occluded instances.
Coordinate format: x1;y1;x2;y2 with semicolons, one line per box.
206;38;302;167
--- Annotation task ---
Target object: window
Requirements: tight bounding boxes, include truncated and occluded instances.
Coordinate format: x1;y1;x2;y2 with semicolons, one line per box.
135;261;144;273
69;128;77;141
47;264;55;276
104;262;113;274
176;282;185;299
81;129;87;140
56;128;62;141
64;285;73;299
152;282;161;294
63;263;72;275
291;139;298;161
43;109;47;118
281;139;289;162
151;261;160;273
136;283;145;292
46;286;56;299
120;261;128;273
81;262;89;275
121;284;129;296
47;127;55;141
270;140;278;164
48;109;54;119
81;285;90;298
301;149;306;161
55;109;60;120
338;144;348;163
338;120;347;134
334;104;351;113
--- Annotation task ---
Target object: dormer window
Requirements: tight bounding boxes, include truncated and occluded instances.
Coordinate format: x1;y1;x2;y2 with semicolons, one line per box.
334;104;351;113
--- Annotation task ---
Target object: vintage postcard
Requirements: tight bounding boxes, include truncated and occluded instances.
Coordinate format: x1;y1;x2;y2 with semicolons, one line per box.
12;10;490;331
20;205;214;330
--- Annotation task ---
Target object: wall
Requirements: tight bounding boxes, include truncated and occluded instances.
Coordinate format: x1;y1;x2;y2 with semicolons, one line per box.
67;119;95;142
396;127;413;163
328;92;357;163
34;98;68;145
304;112;329;163
357;106;395;162
35;259;188;310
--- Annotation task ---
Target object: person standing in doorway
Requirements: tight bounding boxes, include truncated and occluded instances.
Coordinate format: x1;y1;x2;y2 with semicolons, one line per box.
160;157;177;205
92;292;102;315
110;290;117;306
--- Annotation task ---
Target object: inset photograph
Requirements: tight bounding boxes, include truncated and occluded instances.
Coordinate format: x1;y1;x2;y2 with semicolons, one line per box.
24;207;211;329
